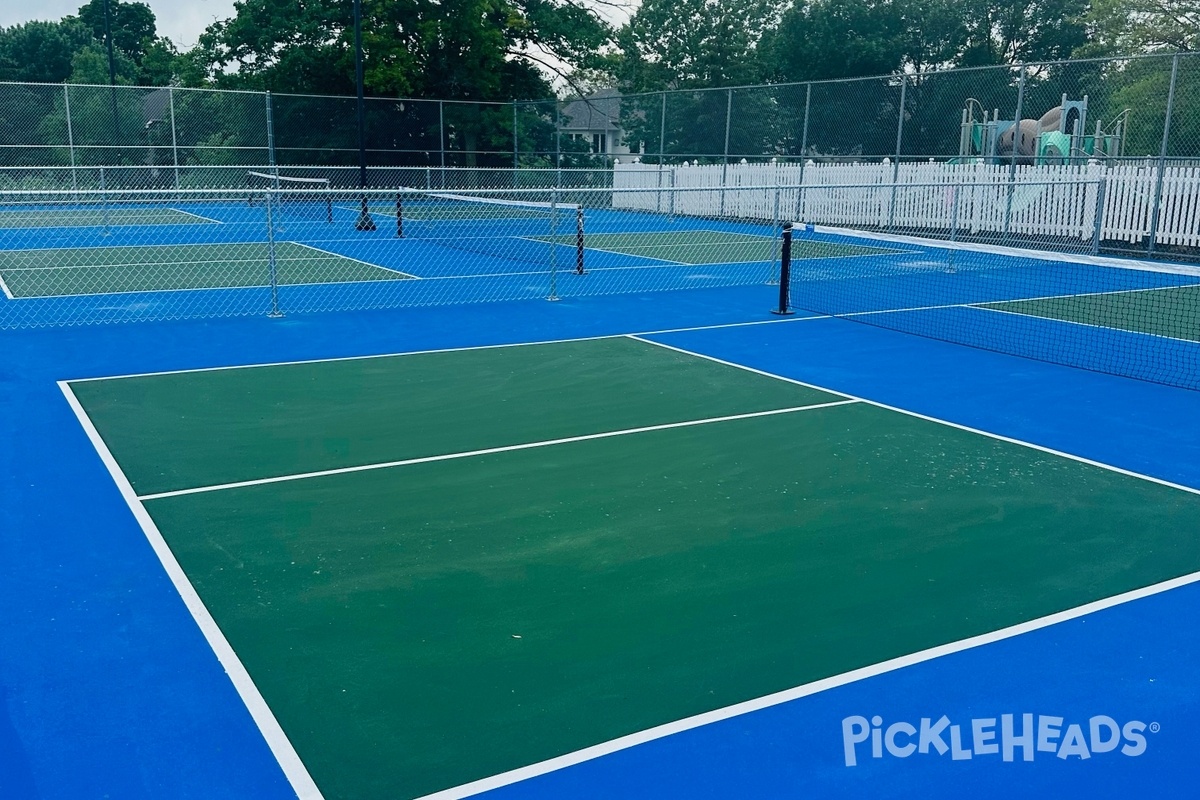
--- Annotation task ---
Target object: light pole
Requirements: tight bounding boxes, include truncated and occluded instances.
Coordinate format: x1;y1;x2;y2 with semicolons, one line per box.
353;0;376;230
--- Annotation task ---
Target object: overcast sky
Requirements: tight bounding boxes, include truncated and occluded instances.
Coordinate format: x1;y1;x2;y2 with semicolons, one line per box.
0;0;238;49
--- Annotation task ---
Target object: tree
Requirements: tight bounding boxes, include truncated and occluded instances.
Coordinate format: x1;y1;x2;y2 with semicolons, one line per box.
0;20;94;83
1087;0;1200;53
194;0;611;100
762;0;911;83
618;0;783;91
75;0;157;65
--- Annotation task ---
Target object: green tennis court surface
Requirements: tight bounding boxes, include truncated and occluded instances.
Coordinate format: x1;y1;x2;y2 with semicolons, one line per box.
69;336;1200;799
981;283;1200;342
562;231;895;265
0;206;214;229
0;241;410;298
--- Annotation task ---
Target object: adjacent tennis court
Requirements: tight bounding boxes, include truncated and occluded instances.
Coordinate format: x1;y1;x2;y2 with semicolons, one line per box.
0;206;217;229
65;334;1200;800
0;241;411;298
980;284;1200;342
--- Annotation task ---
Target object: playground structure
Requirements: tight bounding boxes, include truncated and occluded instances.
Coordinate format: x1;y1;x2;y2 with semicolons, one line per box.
959;96;1129;165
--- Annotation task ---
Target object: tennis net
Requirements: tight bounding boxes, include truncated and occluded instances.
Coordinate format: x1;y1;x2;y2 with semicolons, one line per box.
774;222;1200;391
247;171;333;222
394;191;585;274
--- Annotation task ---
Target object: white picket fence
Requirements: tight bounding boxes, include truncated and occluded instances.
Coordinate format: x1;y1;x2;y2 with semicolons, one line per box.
612;161;1200;248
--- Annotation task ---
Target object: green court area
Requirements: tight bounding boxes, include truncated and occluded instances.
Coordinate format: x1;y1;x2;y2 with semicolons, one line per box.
0;241;409;298
981;283;1200;342
566;230;895;265
0;206;214;229
70;336;1200;799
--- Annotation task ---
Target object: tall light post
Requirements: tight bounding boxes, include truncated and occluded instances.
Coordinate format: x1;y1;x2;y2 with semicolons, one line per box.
102;0;121;147
353;0;376;230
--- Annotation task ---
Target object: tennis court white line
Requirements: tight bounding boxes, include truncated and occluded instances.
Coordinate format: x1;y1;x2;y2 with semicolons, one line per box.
1;254;338;271
0;240;273;254
810;223;1200;278
971;303;1200;346
288;241;420;279
6;274;411;302
57;381;325;800
137;400;859;501
167;207;224;224
969;280;1200;308
64;317;825;383
0;269;13;300
415;566;1200;800
629;335;1200;497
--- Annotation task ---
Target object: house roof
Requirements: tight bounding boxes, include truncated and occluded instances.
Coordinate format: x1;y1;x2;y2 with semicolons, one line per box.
560;89;622;132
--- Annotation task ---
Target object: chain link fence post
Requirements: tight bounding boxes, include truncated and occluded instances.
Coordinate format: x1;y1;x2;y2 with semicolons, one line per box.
265;91;278;187
63;84;78;195
1148;53;1180;257
721;87;732;216
168;87;180;190
796;82;811;223
1003;64;1028;244
887;76;907;231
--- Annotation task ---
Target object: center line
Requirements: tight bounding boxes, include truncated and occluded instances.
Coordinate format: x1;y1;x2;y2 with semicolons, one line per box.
138;399;860;501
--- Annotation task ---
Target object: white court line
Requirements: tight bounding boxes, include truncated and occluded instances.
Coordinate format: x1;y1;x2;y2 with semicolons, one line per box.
409;334;1200;799
166;207;224;224
415;568;1200;800
57;381;325;800
64;317;825;383
971;303;1200;346
629;335;1200;497
288;241;419;279
2;254;335;271
970;280;1200;308
809;223;1200;278
0;267;13;299
6;274;413;302
137;401;859;501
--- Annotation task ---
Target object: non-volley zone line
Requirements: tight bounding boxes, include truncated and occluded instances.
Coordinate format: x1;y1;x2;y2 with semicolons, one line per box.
137;400;859;501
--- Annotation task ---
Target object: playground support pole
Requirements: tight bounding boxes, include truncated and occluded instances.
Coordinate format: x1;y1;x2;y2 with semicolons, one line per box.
1002;65;1027;244
1148;54;1179;258
887;77;907;232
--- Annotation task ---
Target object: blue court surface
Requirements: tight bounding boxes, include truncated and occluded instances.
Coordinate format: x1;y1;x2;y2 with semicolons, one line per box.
3;278;1200;799
4;187;1200;799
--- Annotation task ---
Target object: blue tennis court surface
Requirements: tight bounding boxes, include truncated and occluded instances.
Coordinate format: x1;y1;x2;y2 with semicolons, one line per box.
4;187;1200;799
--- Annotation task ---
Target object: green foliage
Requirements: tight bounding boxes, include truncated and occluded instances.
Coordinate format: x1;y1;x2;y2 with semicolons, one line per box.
0;20;94;83
195;0;610;102
619;0;782;91
69;41;140;84
1085;0;1200;54
76;0;158;64
763;0;911;82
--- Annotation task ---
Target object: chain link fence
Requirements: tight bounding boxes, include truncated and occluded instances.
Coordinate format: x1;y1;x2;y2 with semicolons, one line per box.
1;52;1199;331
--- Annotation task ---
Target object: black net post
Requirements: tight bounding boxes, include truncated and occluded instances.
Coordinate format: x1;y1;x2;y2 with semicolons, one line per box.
772;223;794;316
356;196;377;231
396;194;404;238
575;207;585;274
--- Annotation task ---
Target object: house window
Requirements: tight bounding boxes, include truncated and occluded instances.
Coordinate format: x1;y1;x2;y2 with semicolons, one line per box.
592;133;606;153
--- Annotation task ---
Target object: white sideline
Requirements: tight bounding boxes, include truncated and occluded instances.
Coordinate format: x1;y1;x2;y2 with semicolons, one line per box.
57;381;325;800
